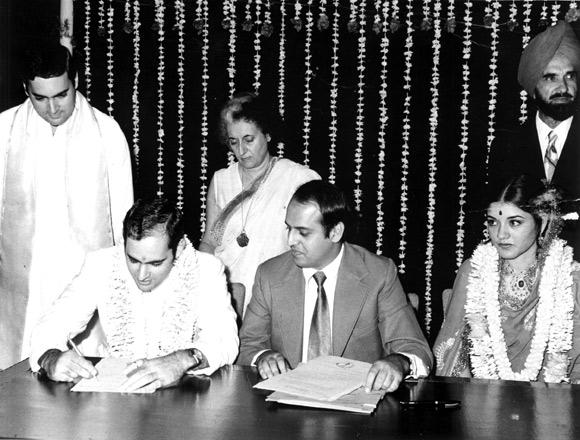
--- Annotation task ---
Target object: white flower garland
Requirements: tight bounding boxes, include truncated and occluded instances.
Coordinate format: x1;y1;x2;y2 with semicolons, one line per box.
519;1;532;125
551;2;561;26
244;0;253;30
353;0;367;213
397;0;414;274
84;0;92;101
466;239;574;382
105;237;201;359
277;0;287;158
507;0;517;31
124;0;132;32
318;0;329;30
131;0;141;170
154;0;166;197
424;0;442;335
301;0;314;166
455;0;473;269
199;0;210;232
225;0;236;165
175;0;186;210
446;0;455;33
375;0;390;255
390;0;400;32
327;0;340;185
252;0;263;93
98;0;105;36
421;0;431;30
540;1;548;26
292;0;303;32
106;2;115;116
484;0;500;184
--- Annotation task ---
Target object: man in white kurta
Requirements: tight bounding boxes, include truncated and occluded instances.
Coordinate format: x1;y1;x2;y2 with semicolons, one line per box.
29;199;238;391
0;43;133;369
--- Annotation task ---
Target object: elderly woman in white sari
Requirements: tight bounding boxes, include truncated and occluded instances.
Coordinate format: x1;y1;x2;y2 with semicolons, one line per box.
199;93;320;314
434;174;580;382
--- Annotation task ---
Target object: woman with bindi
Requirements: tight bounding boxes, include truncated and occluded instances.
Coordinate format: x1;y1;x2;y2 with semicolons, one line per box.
434;174;580;382
199;92;320;315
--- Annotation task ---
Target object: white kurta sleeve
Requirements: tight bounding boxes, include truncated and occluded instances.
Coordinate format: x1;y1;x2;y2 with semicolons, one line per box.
102;116;133;245
28;252;104;371
190;253;239;375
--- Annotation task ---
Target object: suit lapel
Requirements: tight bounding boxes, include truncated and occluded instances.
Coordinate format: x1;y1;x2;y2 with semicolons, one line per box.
332;243;370;357
554;114;580;195
273;256;305;367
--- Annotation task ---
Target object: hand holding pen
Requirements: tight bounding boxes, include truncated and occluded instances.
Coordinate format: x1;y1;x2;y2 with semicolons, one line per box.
37;337;97;383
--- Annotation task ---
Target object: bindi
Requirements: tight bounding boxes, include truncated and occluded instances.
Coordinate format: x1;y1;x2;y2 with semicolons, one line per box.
498;209;502;216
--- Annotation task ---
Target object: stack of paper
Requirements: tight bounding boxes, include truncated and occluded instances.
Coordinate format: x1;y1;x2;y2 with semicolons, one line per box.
255;356;385;414
71;357;154;394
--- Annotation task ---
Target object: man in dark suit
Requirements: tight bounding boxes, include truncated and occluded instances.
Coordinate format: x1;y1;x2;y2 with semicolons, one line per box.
238;181;432;393
491;21;580;257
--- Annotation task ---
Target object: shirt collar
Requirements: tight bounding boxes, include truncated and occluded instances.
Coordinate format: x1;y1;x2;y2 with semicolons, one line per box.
302;244;344;282
536;111;573;144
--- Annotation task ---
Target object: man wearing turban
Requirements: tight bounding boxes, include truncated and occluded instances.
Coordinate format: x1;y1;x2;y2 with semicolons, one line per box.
491;21;580;258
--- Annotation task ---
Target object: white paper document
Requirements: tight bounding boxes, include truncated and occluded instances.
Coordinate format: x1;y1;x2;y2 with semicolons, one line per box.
254;355;371;401
266;387;385;414
71;357;154;394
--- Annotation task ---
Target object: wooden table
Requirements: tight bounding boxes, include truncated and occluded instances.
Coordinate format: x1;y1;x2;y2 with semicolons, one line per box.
0;360;578;440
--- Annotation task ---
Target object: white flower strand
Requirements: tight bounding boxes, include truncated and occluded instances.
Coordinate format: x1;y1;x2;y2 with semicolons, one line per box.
84;0;92;101
175;0;186;210
252;0;263;93
328;0;340;185
131;0;141;169
375;0;390;255
551;2;561;26
199;0;210;231
455;0;473;269
423;0;442;335
98;0;105;35
446;0;455;33
154;0;166;196
540;1;548;24
567;1;579;22
519;1;532;125
277;0;287;158
397;0;414;274
484;0;500;185
353;0;367;213
106;1;115;116
301;0;314;166
225;0;237;165
226;0;236;99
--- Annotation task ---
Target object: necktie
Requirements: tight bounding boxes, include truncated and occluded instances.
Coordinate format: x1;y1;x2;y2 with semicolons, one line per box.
307;271;331;360
544;131;558;182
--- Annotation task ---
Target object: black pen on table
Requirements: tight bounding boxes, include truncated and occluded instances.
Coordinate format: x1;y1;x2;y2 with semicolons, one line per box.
400;400;461;409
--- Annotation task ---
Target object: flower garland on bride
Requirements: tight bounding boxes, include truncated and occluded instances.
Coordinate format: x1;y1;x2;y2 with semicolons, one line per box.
465;238;575;382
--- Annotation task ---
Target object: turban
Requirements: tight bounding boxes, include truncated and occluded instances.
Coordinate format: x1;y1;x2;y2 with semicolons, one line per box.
518;21;580;96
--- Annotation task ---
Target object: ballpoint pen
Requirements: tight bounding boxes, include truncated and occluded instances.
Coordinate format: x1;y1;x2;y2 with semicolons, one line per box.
67;337;84;357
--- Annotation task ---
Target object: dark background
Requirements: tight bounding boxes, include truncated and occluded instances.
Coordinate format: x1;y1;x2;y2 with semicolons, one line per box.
2;0;578;340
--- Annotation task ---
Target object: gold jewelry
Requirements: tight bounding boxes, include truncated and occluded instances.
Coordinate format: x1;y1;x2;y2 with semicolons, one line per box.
498;259;539;310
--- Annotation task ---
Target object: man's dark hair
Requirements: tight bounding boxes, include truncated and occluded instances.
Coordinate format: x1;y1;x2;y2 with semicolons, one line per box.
20;43;77;85
291;180;351;240
123;198;184;255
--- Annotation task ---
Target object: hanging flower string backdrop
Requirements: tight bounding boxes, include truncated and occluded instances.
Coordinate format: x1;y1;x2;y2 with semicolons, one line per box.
423;0;442;335
327;0;340;185
154;0;166;197
199;0;210;231
455;0;472;269
131;0;141;169
70;0;580;328
397;0;415;274
374;0;390;256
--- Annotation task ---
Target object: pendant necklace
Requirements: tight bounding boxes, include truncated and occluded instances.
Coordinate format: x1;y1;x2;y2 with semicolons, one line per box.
236;173;255;248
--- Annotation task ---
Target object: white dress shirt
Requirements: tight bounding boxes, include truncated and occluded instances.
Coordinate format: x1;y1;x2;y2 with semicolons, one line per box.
536;112;573;175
